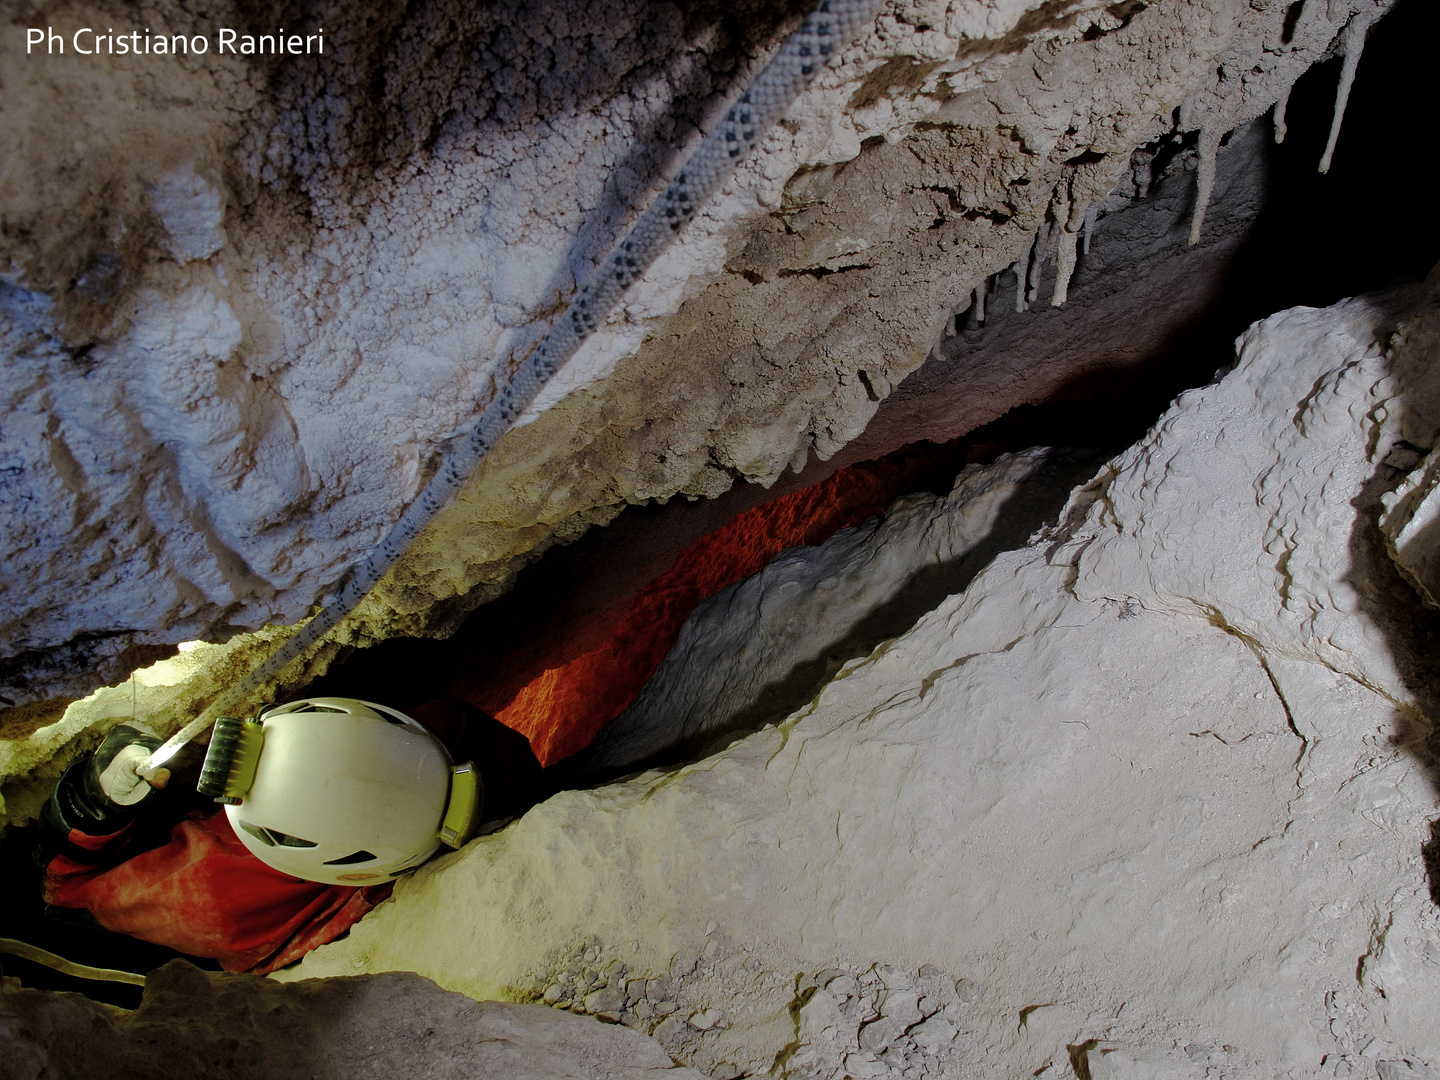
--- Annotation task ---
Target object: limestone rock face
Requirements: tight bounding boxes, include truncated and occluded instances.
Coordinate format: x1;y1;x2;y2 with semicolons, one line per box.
0;959;703;1080
0;0;1391;710
290;280;1440;1078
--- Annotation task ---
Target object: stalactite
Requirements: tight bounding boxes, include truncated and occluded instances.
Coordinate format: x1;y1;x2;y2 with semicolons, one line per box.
1051;229;1079;307
968;277;989;328
945;296;963;338
1134;150;1155;199
1081;204;1099;256
1273;85;1291;144
1319;12;1371;174
1025;222;1050;306
1188;125;1223;246
1013;231;1037;313
1052;195;1091;308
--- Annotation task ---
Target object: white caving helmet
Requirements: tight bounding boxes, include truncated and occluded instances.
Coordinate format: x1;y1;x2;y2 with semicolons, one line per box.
202;697;482;886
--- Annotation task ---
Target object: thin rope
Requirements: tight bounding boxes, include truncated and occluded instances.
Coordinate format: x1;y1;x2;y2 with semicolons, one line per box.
0;937;148;987
143;0;884;772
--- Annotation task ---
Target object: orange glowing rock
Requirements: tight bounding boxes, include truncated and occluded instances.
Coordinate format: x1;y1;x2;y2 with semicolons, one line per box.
499;457;929;765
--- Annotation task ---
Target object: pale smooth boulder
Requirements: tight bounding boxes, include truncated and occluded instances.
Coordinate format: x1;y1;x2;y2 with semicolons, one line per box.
579;446;1098;775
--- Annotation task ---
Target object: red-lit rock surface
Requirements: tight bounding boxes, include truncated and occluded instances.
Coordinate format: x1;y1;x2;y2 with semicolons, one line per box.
306;438;978;761
497;451;962;764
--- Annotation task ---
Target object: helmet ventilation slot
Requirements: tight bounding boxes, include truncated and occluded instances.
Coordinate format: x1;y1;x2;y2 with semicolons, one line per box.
270;829;318;848
323;849;377;866
237;821;317;848
237;821;274;846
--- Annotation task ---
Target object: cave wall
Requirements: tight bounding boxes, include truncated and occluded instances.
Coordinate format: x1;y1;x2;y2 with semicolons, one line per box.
0;0;1394;734
300;105;1280;745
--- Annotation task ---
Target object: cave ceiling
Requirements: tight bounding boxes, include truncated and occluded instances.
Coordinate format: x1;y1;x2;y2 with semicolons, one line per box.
0;0;1421;812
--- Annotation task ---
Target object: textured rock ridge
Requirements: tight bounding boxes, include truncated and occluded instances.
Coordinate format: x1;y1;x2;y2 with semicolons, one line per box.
0;0;1394;715
289;278;1440;1078
1381;446;1440;611
0;959;704;1079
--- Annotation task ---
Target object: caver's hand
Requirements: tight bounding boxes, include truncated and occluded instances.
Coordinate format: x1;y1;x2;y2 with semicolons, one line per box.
46;724;171;837
86;725;169;809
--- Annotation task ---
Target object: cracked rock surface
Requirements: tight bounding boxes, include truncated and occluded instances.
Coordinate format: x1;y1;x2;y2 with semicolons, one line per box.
290;279;1440;1077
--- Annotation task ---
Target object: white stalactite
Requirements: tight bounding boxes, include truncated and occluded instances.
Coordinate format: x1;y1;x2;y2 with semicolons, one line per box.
1188;125;1223;246
971;278;989;327
1319;12;1371;174
1053;195;1091;307
1273;85;1290;144
945;296;965;338
1051;230;1079;307
1025;223;1050;306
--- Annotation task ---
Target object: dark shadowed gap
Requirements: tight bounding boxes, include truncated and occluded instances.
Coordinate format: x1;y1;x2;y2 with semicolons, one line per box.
1218;0;1439;312
0;822;221;1008
1425;820;1440;908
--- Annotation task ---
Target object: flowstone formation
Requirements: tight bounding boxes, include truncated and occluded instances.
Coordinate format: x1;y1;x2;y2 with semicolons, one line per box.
290;279;1440;1078
0;0;1394;726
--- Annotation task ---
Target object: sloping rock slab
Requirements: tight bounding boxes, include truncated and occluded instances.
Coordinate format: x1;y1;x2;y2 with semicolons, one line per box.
0;959;701;1080
579;446;1098;775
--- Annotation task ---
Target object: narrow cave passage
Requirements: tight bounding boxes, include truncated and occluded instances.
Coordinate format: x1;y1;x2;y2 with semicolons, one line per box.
4;2;1440;1069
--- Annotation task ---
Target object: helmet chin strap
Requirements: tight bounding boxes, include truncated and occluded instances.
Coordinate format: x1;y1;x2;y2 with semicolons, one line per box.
139;0;884;778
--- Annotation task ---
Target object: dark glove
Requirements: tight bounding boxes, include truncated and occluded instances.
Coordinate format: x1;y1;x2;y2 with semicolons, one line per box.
49;725;166;835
